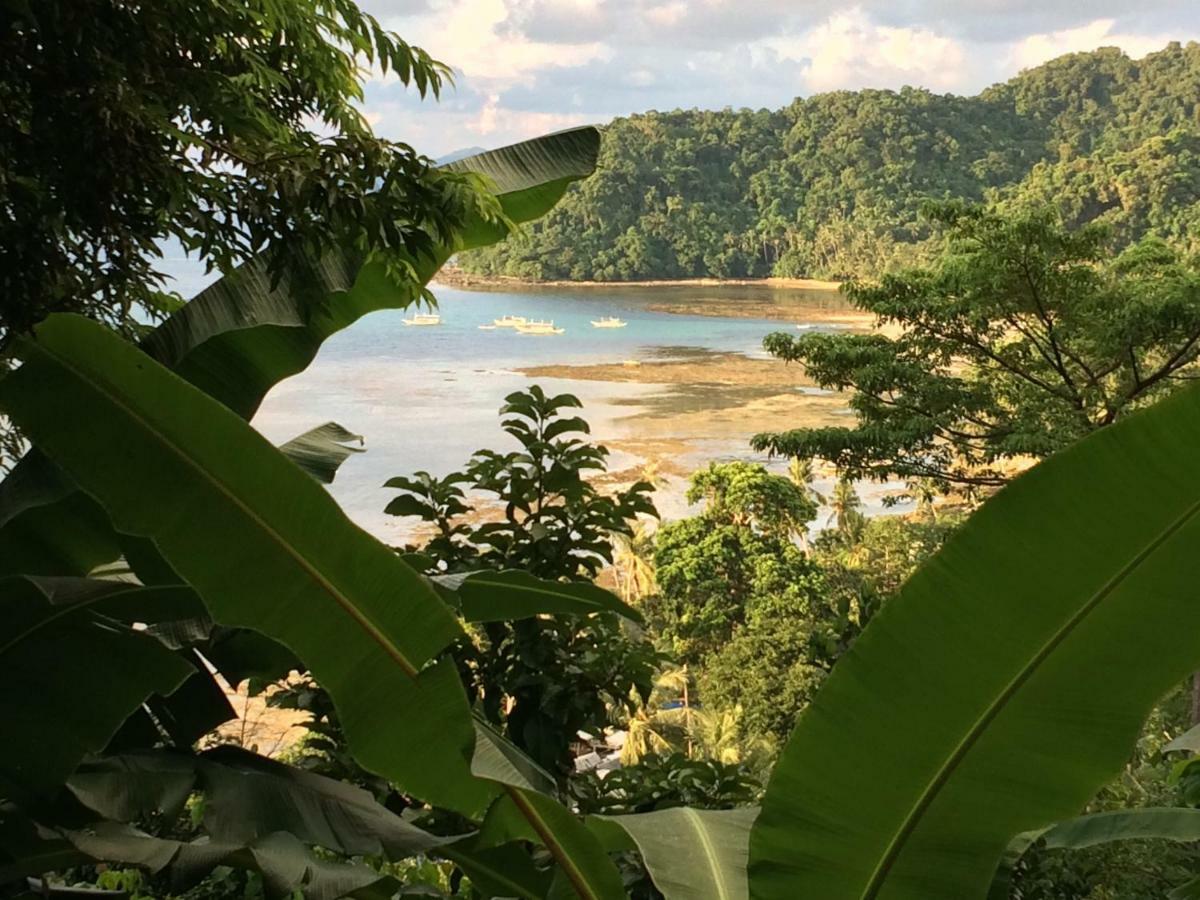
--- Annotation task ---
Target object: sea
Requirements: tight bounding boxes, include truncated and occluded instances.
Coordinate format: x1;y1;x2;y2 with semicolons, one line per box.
242;280;913;540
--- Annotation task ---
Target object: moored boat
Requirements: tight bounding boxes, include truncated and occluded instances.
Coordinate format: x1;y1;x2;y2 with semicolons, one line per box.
590;316;627;328
515;320;565;335
402;313;442;326
493;315;528;328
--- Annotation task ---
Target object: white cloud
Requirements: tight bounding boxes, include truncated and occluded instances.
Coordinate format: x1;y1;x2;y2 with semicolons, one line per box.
763;7;972;93
355;0;1200;155
381;0;611;84
1008;17;1191;70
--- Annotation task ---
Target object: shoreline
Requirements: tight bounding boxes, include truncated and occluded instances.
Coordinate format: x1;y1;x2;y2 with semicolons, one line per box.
435;265;842;293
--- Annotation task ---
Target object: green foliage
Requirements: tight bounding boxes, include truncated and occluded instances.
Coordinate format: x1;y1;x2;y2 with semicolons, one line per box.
755;203;1200;486
387;386;656;579
749;375;1200;899
382;386;659;777
573;754;760;816
647;461;817;665
0;0;476;342
460;43;1200;283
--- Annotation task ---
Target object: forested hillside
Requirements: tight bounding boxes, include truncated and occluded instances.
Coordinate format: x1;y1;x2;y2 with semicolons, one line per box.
460;42;1200;281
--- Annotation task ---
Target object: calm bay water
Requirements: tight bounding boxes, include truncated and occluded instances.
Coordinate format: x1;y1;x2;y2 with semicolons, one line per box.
250;281;908;539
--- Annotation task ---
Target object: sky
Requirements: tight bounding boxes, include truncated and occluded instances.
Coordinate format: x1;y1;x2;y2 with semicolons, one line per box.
355;1;1200;157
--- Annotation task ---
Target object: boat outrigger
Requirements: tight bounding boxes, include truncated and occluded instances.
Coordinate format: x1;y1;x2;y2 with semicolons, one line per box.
493;315;528;328
515;320;565;335
590;316;627;328
402;313;442;326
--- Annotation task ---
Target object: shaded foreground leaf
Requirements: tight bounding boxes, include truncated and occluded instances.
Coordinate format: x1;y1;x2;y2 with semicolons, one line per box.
482;788;626;900
0;577;196;797
0;127;601;576
0;316;491;814
68;748;451;860
750;378;1200;899
63;823;402;900
599;806;757;900
451;570;642;623
990;808;1200;900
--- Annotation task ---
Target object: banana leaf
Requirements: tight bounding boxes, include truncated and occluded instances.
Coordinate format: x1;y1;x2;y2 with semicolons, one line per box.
749;378;1200;899
0;315;490;814
596;807;757;900
0;577;200;798
0;127;601;577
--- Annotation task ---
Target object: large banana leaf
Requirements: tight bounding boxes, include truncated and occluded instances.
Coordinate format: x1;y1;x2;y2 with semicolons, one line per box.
0;577;201;798
0;315;491;814
749;378;1200;899
0;127;601;577
596;807;757;900
142;126;599;421
67;748;451;859
478;788;626;900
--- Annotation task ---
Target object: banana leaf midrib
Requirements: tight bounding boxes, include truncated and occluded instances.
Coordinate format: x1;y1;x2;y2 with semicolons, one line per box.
860;492;1200;898
29;335;423;680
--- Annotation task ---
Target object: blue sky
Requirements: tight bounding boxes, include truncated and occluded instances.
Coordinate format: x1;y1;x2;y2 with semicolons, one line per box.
355;1;1200;156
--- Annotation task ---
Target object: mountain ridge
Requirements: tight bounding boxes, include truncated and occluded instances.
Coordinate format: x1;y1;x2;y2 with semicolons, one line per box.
460;41;1200;282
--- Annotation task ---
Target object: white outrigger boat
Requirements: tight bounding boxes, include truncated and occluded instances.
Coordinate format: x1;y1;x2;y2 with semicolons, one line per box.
590;316;627;328
515;319;565;335
493;315;528;328
402;313;442;326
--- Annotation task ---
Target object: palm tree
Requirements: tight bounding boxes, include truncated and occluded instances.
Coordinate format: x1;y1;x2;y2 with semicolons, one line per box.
829;475;865;540
905;477;939;521
612;520;657;605
788;456;825;552
787;456;826;506
619;665;692;765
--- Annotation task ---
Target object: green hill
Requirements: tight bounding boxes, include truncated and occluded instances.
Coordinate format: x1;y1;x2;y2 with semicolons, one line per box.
459;42;1200;282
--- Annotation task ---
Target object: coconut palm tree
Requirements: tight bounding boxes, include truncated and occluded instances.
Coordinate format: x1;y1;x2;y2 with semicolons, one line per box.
619;665;692;765
829;475;865;540
788;455;826;506
612;520;657;605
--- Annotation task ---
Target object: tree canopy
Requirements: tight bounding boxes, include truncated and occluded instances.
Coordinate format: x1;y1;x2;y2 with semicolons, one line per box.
0;0;493;343
459;42;1200;282
753;203;1200;487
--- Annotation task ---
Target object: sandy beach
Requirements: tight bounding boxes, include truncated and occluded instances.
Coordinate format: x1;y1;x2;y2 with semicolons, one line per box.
436;265;842;294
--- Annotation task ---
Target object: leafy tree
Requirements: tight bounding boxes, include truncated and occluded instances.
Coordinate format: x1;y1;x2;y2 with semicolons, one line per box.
0;0;491;342
381;386;660;776
755;203;1200;487
646;461;817;664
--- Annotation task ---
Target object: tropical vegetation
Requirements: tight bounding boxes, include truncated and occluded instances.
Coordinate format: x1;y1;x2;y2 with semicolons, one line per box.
5;4;1200;899
459;42;1200;283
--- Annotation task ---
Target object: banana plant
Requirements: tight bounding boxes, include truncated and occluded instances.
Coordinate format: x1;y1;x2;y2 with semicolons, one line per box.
0;315;631;897
0;126;602;579
749;375;1200;899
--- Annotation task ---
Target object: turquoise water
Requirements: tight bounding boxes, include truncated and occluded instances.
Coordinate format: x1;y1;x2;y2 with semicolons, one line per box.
251;281;906;539
307;282;841;366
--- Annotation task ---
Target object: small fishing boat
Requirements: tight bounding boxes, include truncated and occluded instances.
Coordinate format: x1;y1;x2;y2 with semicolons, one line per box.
515;320;565;335
590;316;627;328
493;315;528;328
402;313;442;326
478;324;497;330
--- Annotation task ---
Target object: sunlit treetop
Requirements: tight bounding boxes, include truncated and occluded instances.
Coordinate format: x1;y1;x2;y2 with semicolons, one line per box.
0;0;498;343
